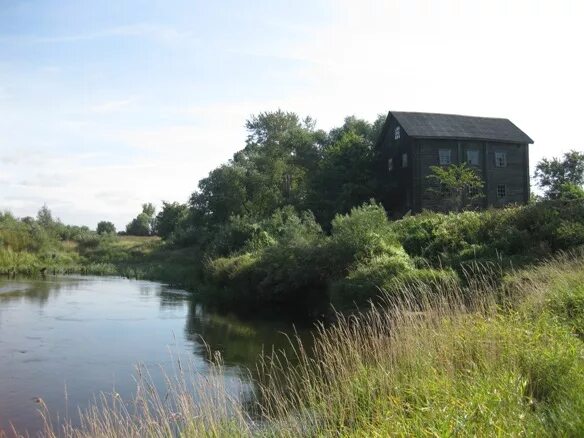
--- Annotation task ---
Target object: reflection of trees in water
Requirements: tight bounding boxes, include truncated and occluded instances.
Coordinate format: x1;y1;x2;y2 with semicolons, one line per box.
183;299;313;370
0;277;83;306
137;280;189;310
139;282;158;297
159;287;189;310
183;299;317;422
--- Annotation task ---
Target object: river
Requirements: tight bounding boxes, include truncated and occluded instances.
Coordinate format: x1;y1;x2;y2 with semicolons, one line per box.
0;276;308;435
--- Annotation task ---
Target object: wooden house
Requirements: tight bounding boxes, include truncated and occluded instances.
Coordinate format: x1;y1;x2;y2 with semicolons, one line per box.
375;111;533;214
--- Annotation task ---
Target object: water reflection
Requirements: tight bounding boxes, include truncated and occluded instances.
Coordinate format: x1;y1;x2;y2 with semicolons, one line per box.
0;276;312;435
0;277;82;305
184;299;311;368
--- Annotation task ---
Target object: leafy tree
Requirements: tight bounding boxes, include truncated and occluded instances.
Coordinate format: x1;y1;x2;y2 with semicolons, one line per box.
142;203;156;218
154;201;189;239
189;110;324;229
37;205;54;228
126;204;156;236
557;182;584;200
96;221;116;235
190;164;249;226
427;164;484;212
327;114;386;146
535;150;584;199
309;130;377;225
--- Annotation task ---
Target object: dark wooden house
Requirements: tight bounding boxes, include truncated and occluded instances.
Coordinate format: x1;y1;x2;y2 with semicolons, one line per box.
375;111;533;214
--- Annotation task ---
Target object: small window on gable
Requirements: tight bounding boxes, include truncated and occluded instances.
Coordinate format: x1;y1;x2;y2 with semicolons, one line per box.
402;153;408;168
495;152;507;167
467;149;479;166
439;149;451;165
388;158;393;172
394;126;401;140
497;184;506;198
468;186;480;197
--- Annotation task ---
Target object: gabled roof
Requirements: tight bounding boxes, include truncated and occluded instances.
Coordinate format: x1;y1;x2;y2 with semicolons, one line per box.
390;111;533;144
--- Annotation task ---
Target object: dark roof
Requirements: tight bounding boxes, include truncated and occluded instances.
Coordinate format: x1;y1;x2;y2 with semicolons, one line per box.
390;111;533;144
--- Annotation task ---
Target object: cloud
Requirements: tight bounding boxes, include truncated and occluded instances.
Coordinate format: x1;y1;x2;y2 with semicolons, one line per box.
1;0;582;228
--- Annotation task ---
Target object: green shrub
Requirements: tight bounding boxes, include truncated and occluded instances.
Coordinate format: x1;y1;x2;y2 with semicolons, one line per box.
329;202;399;266
330;250;413;308
392;201;584;267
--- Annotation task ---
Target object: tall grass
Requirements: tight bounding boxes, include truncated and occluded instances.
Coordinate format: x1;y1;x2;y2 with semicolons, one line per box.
13;252;584;437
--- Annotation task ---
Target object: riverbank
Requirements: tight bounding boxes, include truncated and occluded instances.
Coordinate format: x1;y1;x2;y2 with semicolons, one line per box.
30;251;584;436
3;200;584;320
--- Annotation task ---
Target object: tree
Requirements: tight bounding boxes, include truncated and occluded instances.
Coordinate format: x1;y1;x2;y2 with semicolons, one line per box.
188;111;323;230
96;221;116;235
556;182;584;200
309;130;377;225
153;201;189;239
141;203;156;218
427;164;484;212
37;205;54;228
535;150;584;199
125;204;156;236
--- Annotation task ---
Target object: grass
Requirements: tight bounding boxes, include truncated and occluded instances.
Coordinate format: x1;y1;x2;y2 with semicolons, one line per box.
14;250;583;437
76;235;203;289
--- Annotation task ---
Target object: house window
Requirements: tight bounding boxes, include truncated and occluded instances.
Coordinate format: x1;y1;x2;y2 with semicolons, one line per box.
468;186;480;197
388;158;393;172
495;152;507;167
467;149;480;166
394;126;400;140
402;153;408;168
439;149;451;165
497;184;506;198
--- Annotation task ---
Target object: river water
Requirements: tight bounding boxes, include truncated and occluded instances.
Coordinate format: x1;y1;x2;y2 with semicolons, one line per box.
0;276;306;434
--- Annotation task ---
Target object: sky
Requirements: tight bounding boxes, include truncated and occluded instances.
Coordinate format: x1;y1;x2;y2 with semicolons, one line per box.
0;0;583;229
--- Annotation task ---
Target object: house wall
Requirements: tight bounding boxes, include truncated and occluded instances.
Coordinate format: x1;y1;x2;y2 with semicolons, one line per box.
414;139;529;211
484;142;530;206
377;115;414;215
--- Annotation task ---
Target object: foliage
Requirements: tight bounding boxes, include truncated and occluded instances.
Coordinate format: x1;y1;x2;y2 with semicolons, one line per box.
310;132;375;225
96;220;116;235
535;149;584;199
153;201;189;240
557;182;584;200
391;200;584;265
427;163;484;211
204;207;329;313
189;110;325;230
329;201;397;265
307;116;385;225
36;204;55;228
126;203;156;236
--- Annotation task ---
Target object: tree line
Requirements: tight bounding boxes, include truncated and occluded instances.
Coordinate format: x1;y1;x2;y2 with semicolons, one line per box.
121;110;584;243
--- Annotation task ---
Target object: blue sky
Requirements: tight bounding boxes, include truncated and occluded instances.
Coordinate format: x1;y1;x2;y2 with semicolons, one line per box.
1;0;583;228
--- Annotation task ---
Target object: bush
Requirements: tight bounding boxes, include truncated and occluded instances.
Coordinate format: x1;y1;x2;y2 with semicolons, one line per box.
205;202;420;313
392;200;584;266
329;202;395;263
330;251;413;308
